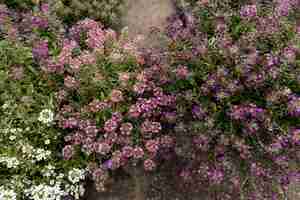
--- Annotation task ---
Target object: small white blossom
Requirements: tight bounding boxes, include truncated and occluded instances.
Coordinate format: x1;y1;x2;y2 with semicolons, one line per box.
9;135;16;141
25;183;66;200
42;165;56;177
68;168;86;184
35;148;51;161
45;139;51;145
0;186;17;200
0;155;20;168
38;109;54;124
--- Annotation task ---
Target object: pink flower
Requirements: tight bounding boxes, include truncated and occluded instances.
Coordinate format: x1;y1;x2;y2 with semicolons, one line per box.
240;5;257;19
64;75;79;89
145;139;160;153
92;167;108;181
110;89;124;103
122;146;134;158
141;120;162;135
104;119;118;133
87;27;105;50
63;145;74;160
133;147;144;159
120;123;133;135
94;142;111;155
118;72;130;86
88;99;110;113
144;159;156;171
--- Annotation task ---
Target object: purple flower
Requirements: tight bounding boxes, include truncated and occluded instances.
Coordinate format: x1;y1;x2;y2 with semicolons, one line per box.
288;95;300;117
103;159;113;169
240;5;257;19
32;40;49;60
31;16;48;29
120;123;133;136
41;3;49;14
141;120;162;137
291;129;300;145
283;46;297;63
192;105;206;119
122;146;134;158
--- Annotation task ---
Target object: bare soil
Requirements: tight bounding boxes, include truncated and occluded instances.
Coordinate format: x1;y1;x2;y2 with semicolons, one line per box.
122;0;175;49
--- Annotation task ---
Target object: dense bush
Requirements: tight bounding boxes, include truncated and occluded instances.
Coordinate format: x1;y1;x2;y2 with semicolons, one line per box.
0;0;299;199
52;0;124;26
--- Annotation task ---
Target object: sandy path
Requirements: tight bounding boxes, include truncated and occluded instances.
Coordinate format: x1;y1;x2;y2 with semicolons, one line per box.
122;0;175;49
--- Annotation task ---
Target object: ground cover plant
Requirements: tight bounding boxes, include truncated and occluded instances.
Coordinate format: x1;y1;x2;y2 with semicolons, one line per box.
0;0;299;199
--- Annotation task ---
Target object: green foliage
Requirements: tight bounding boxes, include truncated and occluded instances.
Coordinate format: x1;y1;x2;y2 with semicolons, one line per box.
53;0;124;26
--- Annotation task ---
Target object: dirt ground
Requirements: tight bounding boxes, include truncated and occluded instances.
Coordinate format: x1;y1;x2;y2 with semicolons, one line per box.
121;0;175;49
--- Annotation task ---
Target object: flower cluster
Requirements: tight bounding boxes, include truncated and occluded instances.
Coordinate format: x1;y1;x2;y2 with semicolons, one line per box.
0;0;299;199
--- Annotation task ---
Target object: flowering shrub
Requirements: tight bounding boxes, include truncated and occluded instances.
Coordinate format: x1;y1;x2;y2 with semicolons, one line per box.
0;0;300;199
163;0;300;198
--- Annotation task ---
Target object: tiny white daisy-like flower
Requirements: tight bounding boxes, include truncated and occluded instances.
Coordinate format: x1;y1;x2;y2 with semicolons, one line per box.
0;186;17;200
68;168;86;184
45;139;51;145
38;109;54;124
9;135;16;141
0;156;20;169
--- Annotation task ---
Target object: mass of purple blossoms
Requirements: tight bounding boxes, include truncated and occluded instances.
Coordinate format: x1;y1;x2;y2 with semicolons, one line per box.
0;0;299;199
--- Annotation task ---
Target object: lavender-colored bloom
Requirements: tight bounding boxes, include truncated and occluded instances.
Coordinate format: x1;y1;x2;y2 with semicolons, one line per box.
141;120;162;135
41;3;49;14
31;16;48;29
103;159;113;169
291;129;300;145
207;168;224;185
283;46;297;62
288;95;300;117
240;5;257;19
122;146;134;158
32;40;49;60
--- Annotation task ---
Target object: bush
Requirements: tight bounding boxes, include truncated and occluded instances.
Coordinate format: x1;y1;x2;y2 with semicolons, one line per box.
0;1;299;199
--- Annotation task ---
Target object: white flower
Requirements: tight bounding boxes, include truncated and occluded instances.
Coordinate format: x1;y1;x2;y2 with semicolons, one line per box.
25;183;66;200
45;139;50;145
79;184;85;196
1;102;10;110
68;168;86;184
42;165;56;177
9;135;16;141
0;156;20;169
0;186;17;200
38;109;54;124
34;148;51;161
